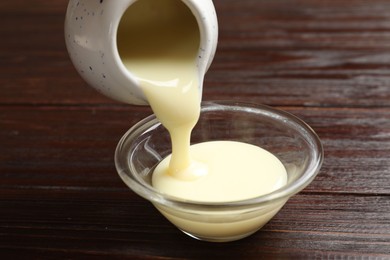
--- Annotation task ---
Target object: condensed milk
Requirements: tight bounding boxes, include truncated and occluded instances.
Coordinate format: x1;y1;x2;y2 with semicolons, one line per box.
117;0;287;203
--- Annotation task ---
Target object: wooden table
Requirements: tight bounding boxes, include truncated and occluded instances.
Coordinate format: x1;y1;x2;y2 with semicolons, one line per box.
1;0;390;258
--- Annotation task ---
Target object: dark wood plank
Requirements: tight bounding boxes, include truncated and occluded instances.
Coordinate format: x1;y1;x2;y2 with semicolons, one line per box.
0;105;151;190
0;0;114;105
286;107;390;194
0;191;388;258
1;106;389;194
208;0;390;107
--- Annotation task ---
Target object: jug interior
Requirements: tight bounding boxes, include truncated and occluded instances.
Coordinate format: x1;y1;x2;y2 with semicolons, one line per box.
117;0;201;82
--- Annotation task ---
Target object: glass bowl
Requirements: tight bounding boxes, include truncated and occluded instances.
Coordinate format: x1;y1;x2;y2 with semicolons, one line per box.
115;101;323;242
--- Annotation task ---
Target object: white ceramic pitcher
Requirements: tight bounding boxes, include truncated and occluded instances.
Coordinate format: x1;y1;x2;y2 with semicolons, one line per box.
64;0;218;105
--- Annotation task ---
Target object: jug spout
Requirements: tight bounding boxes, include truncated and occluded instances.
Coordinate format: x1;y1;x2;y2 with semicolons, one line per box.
65;0;218;105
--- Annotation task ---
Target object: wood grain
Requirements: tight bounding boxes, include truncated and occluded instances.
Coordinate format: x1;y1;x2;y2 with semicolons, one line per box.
1;0;390;258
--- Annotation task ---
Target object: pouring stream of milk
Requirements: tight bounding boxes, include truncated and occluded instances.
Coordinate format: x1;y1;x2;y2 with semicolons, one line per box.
117;0;287;201
118;0;202;179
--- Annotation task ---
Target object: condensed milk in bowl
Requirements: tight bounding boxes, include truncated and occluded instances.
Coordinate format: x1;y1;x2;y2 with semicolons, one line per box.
65;0;323;242
115;101;323;242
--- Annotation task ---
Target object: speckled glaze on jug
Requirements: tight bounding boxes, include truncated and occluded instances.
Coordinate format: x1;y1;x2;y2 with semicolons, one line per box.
64;0;218;105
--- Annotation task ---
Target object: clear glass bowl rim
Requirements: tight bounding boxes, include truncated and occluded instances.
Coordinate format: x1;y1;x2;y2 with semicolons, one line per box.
115;100;324;210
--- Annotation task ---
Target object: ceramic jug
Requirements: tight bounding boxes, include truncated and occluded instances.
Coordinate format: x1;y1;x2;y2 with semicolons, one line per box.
64;0;218;105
